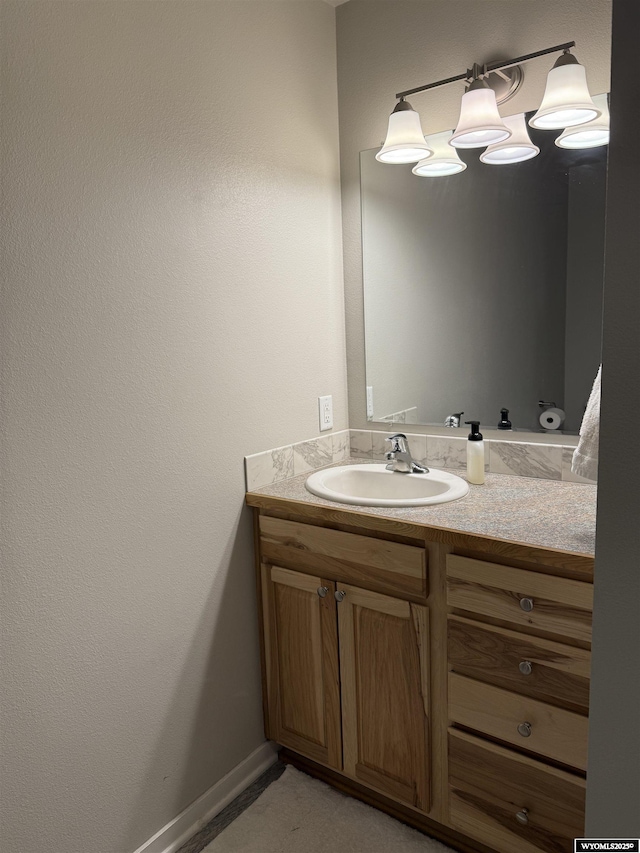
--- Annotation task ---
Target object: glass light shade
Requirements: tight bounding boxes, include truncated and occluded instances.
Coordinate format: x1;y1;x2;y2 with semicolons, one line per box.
450;87;512;149
480;113;540;164
376;105;433;164
412;131;467;176
555;93;610;148
529;61;599;129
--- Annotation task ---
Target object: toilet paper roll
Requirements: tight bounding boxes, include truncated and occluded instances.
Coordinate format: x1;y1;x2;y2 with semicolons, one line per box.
539;407;565;430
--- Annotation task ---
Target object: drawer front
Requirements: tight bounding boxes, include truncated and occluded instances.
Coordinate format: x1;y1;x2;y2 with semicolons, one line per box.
449;728;585;853
259;515;427;599
448;615;591;713
446;554;593;643
448;672;589;771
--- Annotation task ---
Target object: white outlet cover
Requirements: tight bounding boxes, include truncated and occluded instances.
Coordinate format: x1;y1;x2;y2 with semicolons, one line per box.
318;395;333;431
366;386;374;420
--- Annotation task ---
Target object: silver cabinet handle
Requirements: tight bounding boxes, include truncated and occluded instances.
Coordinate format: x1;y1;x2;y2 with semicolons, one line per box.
517;721;532;738
334;590;346;603
519;660;533;676
519;597;534;612
317;586;328;598
515;808;529;825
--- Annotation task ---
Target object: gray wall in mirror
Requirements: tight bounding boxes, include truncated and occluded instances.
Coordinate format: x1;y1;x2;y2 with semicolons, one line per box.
361;110;607;434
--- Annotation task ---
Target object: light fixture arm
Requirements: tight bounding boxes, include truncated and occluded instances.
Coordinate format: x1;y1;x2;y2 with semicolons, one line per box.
395;41;576;100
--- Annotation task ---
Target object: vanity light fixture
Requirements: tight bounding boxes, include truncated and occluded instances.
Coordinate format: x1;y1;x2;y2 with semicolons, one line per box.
376;98;433;163
450;74;511;148
412;131;467;176
529;50;599;129
555;93;610;148
480;113;540;164
378;42;600;175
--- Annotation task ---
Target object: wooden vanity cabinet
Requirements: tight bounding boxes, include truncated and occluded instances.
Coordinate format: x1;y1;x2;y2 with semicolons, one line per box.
249;496;595;853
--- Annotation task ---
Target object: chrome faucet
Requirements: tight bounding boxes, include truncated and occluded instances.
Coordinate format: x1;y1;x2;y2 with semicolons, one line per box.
444;411;464;428
385;433;429;474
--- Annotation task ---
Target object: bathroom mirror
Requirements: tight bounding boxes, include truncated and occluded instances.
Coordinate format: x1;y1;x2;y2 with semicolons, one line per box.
361;103;608;434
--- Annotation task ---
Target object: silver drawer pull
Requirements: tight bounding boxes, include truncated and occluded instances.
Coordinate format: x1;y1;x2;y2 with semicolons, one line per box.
517;721;532;738
317;586;328;598
515;808;529;825
519;597;534;612
519;660;533;676
334;590;346;603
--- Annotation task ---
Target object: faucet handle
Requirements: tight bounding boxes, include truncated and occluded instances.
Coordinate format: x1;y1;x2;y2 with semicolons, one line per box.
386;433;408;453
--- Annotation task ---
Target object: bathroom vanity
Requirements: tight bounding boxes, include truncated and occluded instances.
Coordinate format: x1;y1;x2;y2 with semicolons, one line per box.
246;466;595;853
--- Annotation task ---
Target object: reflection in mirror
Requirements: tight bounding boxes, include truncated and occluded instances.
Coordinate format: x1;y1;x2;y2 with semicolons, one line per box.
361;102;608;434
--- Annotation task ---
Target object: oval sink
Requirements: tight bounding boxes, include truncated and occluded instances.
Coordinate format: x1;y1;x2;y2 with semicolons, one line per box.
305;463;469;508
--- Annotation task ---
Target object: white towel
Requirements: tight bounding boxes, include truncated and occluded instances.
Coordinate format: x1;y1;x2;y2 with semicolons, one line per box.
572;365;601;481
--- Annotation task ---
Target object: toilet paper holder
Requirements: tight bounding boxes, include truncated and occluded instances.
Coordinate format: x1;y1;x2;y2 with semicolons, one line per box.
538;400;565;430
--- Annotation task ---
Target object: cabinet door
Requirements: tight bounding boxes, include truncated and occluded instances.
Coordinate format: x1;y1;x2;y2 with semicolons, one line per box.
262;564;342;769
338;584;430;811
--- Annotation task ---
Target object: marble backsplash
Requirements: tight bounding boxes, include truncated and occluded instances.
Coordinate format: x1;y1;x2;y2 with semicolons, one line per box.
245;430;350;491
378;406;418;425
245;428;596;491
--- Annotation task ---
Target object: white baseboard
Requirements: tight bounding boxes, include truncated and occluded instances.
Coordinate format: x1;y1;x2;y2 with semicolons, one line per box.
132;741;280;853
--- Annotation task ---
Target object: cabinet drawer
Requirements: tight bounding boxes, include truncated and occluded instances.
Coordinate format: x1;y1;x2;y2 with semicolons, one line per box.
448;672;588;771
449;728;585;853
259;516;427;598
448;615;591;713
446;554;593;643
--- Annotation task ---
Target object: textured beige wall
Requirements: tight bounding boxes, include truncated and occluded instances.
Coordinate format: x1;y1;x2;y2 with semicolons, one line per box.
336;0;612;431
0;3;345;852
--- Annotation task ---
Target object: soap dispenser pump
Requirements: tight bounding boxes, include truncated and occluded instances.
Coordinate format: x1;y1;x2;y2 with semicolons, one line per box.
465;421;485;485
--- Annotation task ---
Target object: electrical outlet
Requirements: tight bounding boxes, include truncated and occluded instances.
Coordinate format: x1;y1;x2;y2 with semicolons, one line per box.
318;395;333;431
366;386;374;420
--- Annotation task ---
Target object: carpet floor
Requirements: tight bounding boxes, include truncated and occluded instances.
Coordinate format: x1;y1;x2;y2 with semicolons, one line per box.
200;765;455;853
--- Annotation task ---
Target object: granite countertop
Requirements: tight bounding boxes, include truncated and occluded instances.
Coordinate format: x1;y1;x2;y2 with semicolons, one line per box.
247;458;597;556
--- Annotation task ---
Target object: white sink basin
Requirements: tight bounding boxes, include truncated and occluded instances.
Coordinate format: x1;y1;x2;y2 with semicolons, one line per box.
305;463;469;508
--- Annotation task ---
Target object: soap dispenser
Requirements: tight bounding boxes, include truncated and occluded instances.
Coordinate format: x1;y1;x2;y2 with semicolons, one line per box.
497;408;512;430
465;421;485;485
